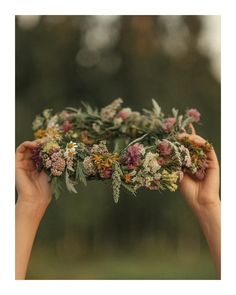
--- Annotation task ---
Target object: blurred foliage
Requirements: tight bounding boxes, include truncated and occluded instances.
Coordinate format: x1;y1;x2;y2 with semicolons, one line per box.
15;15;220;279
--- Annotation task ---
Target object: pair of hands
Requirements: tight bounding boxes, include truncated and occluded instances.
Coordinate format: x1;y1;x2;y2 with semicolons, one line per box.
15;128;220;215
15;126;221;279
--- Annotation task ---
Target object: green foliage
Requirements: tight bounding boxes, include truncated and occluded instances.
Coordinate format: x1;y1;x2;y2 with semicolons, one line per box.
121;181;136;196
51;177;63;200
65;169;78;193
76;161;87;186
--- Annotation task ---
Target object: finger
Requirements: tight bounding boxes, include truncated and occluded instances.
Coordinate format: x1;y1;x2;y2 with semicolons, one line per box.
177;133;219;165
16;140;43;162
16;140;43;153
177;133;206;146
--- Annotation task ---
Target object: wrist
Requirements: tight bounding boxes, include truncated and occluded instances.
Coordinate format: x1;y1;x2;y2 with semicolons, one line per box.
193;198;221;221
16;197;49;220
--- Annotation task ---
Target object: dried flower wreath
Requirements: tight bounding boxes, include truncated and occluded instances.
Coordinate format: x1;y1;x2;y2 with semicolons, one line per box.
31;98;212;203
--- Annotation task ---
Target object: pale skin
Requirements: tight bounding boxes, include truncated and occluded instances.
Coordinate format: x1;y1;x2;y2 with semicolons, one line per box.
15;126;221;279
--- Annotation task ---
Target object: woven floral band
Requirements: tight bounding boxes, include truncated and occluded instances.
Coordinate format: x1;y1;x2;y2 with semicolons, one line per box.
31;98;212;203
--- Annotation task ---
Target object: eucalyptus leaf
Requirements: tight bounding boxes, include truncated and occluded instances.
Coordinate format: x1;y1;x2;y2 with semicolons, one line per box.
76;161;87;186
181;116;194;129
172;108;179;118
152;99;161;117
65;107;79;113
121;182;136;196
65;169;78;193
52;177;62;200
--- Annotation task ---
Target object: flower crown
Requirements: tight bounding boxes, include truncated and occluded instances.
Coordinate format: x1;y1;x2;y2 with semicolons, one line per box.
31;98;212;203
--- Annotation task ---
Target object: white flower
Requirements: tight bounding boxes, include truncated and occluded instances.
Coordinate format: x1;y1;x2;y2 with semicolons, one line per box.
47;115;58;128
64;141;78;159
145;176;154;187
143;152;161;173
113;117;123;127
83;156;97;175
32;115;44;131
100;98;123;122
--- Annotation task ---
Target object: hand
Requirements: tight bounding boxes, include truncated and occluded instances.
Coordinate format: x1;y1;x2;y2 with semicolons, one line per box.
178;125;220;213
177;125;221;278
15;140;52;211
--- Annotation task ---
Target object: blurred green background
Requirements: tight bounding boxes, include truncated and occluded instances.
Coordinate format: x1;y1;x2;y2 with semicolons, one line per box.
15;15;220;279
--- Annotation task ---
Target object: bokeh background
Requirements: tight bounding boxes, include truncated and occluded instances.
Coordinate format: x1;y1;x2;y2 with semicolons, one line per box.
15;15;221;279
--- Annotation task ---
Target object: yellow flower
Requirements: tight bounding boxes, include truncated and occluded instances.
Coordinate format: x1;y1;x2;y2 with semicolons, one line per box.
45;127;62;140
161;169;179;191
91;153;119;171
42;141;60;153
124;173;132;183
34;129;46;139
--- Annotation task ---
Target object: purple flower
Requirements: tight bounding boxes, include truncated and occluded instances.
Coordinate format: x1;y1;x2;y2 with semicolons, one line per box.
157;157;165;165
162;117;176;132
157;140;172;156
186;108;201;123
31;147;43;170
123;143;145;168
100;167;113;179
200;159;208;169
195;169;206;180
62;120;73;132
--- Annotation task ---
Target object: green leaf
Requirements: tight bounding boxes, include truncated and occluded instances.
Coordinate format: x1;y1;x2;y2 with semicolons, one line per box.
178;115;183;129
152;99;161;117
172;108;179;118
81;101;98;116
51;177;62;200
181;116;194;129
65;169;78;193
113;138;127;153
124;133;150;150
76;161;87;186
65;107;79;113
121;181;136;196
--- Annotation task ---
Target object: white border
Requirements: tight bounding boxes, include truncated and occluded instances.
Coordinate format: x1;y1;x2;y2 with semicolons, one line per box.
1;0;236;294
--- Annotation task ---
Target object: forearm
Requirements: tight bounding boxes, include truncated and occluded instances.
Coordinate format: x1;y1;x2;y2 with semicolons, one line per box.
15;199;47;279
194;199;221;279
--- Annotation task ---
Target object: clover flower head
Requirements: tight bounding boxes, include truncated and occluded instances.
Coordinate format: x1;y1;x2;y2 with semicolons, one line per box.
162;117;176;132
157;140;172;156
186;108;201;123
100;98;123;122
123;143;145;168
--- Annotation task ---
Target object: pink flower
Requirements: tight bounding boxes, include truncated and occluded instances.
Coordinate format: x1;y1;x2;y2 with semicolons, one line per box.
200;159;208;169
62;120;73;132
186;108;201;123
195;169;206;180
31;147;43;170
117;108;132;120
52;158;66;172
60;111;69;120
157;157;165;165
45;159;52;168
123;143;145;167
162;117;176;132
100;168;113;179
157;140;172;156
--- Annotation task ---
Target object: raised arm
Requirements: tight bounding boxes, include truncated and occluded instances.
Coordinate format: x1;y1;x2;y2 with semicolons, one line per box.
15;140;52;279
178;128;221;279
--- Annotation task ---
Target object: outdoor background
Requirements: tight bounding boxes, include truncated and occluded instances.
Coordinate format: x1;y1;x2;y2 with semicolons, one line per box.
15;15;221;279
